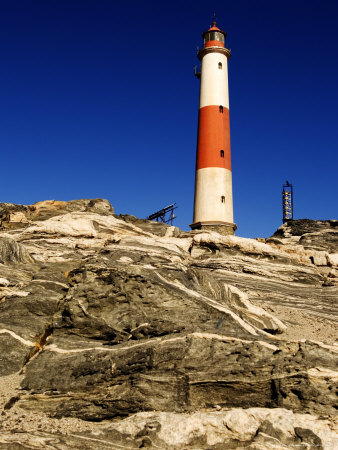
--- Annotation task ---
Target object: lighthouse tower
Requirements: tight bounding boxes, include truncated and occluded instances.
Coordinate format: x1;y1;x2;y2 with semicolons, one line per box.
190;21;237;235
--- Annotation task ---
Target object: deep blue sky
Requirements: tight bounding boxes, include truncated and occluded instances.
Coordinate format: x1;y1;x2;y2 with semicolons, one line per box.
0;0;337;237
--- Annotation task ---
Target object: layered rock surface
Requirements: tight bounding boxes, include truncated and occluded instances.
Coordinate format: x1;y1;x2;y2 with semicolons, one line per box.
0;200;337;448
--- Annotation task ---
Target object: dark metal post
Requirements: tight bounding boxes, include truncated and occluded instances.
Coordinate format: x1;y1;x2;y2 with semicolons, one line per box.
147;204;177;225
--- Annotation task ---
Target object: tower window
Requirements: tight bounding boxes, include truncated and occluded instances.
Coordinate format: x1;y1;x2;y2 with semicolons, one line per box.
220;150;224;158
218;62;222;69
221;196;225;203
219;105;223;113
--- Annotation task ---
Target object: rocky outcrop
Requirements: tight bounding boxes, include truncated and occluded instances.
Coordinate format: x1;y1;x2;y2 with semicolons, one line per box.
0;201;337;448
0;237;34;264
273;219;338;238
0;408;337;449
0;199;114;229
272;219;338;259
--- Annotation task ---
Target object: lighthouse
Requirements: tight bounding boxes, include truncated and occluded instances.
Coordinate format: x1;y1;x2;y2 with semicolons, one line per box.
190;20;237;235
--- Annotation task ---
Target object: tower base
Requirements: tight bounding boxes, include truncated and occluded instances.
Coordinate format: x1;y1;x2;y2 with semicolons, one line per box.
190;221;237;236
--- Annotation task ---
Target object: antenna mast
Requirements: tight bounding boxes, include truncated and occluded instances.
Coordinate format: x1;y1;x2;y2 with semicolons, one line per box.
282;181;293;223
212;11;217;26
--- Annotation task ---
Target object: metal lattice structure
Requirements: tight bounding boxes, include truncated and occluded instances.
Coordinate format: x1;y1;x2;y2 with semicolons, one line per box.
282;181;293;223
147;203;177;226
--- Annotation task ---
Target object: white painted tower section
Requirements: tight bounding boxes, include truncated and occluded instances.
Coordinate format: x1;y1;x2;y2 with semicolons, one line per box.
193;168;233;223
199;53;229;109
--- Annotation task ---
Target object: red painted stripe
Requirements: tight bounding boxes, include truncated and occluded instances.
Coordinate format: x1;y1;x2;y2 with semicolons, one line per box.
205;40;225;48
196;105;231;170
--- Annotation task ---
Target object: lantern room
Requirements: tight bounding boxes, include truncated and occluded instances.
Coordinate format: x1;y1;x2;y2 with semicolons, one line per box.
202;22;226;48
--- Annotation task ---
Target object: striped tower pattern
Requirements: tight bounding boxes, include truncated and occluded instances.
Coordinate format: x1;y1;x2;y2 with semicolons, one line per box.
190;22;237;235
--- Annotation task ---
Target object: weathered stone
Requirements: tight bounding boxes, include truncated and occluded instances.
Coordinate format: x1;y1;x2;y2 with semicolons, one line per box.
300;231;338;253
327;253;338;267
0;238;34;264
0;408;336;449
119;214;180;237
0;200;336;448
274;219;338;238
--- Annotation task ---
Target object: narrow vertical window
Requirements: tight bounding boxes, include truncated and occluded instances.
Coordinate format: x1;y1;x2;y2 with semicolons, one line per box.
219;105;223;113
218;62;222;69
221;196;225;203
220;150;224;158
